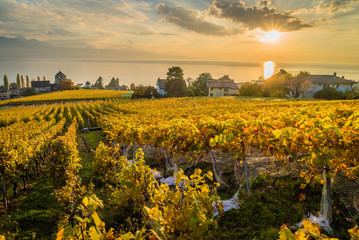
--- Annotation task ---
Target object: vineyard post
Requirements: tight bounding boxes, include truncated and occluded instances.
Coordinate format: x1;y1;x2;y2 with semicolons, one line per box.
242;142;251;196
2;181;7;210
325;164;332;221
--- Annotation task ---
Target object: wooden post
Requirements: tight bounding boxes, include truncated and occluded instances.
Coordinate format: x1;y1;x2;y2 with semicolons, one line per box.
325;164;332;221
2;181;7;210
242;142;251;196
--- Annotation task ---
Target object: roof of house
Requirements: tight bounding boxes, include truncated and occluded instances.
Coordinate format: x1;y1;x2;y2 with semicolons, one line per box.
156;78;166;90
55;71;66;78
207;80;239;89
31;80;51;88
289;74;356;85
266;69;288;81
307;75;355;84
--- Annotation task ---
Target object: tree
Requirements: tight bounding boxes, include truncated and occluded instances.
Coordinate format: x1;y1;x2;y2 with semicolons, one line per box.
37;76;40;81
165;66;186;97
10;82;18;90
263;69;292;98
239;83;263;97
108;77;120;88
43;76;46;81
26;75;30;88
22;88;37;96
130;83;136;91
59;79;76;90
193;73;213;96
3;75;9;92
314;87;345;100
94;77;104;89
21;75;25;88
16;74;20;88
287;71;311;98
85;81;91;86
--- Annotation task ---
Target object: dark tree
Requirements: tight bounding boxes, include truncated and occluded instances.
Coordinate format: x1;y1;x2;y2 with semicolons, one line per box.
10;82;19;90
16;74;21;88
130;83;136;91
193;72;213;96
94;77;104;89
3;75;9;92
108;77;120;88
165;66;186;97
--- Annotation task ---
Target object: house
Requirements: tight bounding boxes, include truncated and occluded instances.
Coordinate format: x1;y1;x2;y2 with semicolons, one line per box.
83;82;92;89
291;73;356;98
31;80;51;92
108;85;129;91
207;76;239;97
0;92;10;100
7;90;21;98
156;78;167;96
55;71;66;85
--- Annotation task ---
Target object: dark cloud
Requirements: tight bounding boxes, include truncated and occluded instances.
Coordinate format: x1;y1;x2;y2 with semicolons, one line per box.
157;3;239;36
317;0;359;14
208;0;313;32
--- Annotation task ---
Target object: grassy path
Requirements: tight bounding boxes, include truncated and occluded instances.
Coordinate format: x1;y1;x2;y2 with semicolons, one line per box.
77;131;106;187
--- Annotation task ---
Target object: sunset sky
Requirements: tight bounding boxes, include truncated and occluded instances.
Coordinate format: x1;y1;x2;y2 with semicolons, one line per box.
0;0;359;84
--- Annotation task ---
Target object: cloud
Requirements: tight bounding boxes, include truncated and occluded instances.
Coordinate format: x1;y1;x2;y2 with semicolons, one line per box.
156;3;239;36
0;0;153;49
208;0;313;32
316;0;359;14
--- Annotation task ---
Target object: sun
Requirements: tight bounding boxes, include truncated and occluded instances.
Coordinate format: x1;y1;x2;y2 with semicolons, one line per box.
257;30;281;43
264;30;281;42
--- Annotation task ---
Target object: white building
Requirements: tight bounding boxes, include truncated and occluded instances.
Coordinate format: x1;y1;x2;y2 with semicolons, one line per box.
298;73;356;98
207;76;239;97
156;78;167;96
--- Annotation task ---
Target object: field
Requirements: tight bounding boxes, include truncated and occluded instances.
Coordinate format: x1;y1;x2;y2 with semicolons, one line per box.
0;96;359;239
0;89;132;107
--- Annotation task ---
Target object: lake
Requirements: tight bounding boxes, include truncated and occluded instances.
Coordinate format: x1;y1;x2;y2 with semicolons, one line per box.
0;58;358;86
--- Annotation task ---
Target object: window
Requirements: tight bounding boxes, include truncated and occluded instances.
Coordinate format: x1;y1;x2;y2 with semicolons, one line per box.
210;93;213;97
219;88;222;90
224;88;229;92
219;93;222;97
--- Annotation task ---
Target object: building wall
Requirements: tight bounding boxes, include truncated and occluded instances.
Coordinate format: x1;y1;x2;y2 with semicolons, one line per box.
156;85;167;95
35;87;51;92
209;87;238;97
303;83;353;98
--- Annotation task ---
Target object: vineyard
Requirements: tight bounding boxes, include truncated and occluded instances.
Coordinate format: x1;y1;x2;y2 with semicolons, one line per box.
0;89;132;107
1;97;359;239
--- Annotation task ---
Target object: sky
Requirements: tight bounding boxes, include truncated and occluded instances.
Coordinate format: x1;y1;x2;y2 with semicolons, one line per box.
0;0;359;84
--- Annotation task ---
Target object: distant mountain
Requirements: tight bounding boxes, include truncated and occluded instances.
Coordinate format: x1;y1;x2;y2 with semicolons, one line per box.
0;36;175;60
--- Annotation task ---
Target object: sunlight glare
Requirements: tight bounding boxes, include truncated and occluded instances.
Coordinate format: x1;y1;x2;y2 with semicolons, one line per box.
264;61;275;79
257;29;281;43
264;31;280;42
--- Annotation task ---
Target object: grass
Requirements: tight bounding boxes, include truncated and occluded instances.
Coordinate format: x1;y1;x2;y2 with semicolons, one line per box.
77;131;106;186
0;175;60;239
207;174;355;239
